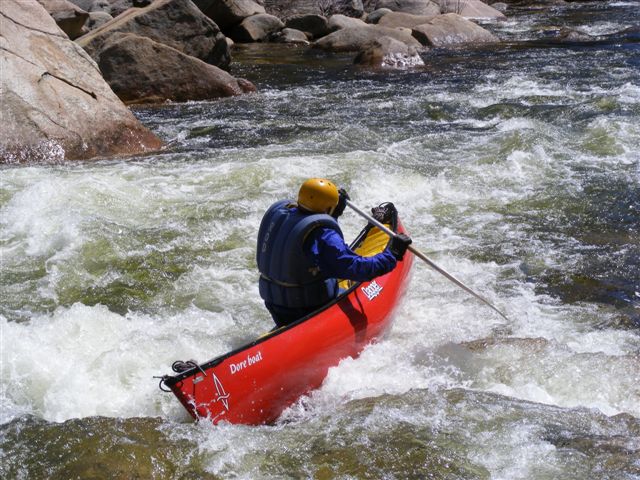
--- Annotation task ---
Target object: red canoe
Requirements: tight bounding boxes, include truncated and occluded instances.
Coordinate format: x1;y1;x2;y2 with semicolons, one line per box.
160;205;413;425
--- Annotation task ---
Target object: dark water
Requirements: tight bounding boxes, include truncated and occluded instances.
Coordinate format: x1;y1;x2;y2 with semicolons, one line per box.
1;2;639;479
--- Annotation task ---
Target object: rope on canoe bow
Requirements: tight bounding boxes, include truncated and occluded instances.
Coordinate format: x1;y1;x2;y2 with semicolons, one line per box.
155;360;209;393
171;359;207;376
155;375;172;392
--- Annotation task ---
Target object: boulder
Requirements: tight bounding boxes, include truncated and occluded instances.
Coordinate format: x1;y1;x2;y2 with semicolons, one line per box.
328;14;367;31
89;0;111;13
284;14;330;39
0;0;162;163
270;27;310;44
86;11;113;30
106;0;130;16
555;27;596;43
36;0;89;39
260;0;317;18
344;0;365;18
229;13;284;42
313;24;421;52
374;0;440;15
192;0;266;30
97;33;256;104
67;0;109;12
354;36;425;68
67;0;95;10
439;0;506;20
319;0;365;17
412;13;499;47
535;26;640;45
377;11;437;28
108;0;152;17
491;2;508;13
366;8;392;23
76;0;230;69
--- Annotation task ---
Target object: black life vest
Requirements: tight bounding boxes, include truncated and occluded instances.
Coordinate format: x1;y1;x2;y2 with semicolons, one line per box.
256;200;343;309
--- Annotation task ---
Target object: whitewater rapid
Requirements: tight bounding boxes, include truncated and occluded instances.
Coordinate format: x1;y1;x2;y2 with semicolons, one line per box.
2;2;639;478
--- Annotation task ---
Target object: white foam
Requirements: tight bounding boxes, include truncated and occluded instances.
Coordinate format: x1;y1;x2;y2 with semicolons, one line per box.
580;22;634;36
1;176;83;259
470;422;559;480
2;141;637;427
0;304;243;423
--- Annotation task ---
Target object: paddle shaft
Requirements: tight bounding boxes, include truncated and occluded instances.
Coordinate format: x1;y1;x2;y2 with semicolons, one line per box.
346;200;509;321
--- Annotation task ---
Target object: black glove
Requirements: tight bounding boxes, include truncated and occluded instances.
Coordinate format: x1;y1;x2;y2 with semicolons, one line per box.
332;188;350;219
389;233;412;260
371;202;396;223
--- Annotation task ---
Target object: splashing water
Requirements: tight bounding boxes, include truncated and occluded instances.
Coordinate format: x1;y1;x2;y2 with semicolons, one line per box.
1;3;639;478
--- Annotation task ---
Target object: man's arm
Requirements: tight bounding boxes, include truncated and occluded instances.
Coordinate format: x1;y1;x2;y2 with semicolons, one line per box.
306;228;397;282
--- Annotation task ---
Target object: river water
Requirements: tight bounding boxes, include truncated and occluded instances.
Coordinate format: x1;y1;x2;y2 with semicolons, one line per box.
2;2;639;479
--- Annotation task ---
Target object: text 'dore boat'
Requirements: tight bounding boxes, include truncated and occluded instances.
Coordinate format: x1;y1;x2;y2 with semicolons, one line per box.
159;203;413;425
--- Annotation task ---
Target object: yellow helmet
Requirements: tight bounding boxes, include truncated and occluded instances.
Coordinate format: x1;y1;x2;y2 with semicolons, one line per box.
297;178;339;214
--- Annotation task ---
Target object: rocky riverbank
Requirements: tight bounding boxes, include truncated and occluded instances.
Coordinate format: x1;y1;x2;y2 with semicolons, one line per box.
0;0;164;163
1;0;629;163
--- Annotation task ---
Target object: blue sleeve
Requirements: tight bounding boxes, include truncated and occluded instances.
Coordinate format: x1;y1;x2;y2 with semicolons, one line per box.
305;227;397;282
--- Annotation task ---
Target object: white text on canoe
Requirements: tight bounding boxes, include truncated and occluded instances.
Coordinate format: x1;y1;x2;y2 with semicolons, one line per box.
361;280;383;301
229;351;263;375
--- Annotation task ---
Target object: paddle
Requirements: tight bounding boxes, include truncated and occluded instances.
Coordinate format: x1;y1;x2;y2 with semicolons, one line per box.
346;200;509;321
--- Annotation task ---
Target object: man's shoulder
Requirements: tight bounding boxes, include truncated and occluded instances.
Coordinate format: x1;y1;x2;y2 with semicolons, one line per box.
304;224;341;248
316;225;345;247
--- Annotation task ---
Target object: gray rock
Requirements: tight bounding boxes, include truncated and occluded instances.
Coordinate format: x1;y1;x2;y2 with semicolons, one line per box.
439;0;506;20
270;27;310;44
66;0;96;11
260;0;317;18
544;26;640;44
354;35;424;68
374;0;440;15
285;14;330;39
347;0;364;17
36;0;89;39
0;0;162;163
107;0;130;17
230;13;284;42
86;10;113;30
109;0;152;18
97;33;256;104
319;0;365;17
559;30;594;42
77;0;231;69
313;24;421;52
377;11;437;28
490;2;508;13
366;8;392;23
412;13;499;47
193;0;266;30
328;14;367;31
89;0;111;13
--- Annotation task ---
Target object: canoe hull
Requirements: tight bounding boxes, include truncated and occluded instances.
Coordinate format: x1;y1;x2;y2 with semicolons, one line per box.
164;221;413;425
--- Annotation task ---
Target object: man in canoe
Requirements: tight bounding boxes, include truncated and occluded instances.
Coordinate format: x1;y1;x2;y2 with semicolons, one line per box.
257;178;412;327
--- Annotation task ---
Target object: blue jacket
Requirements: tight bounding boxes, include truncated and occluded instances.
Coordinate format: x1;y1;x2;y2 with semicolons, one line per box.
305;227;397;282
257;201;397;311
